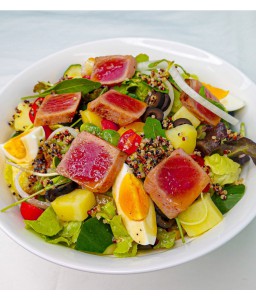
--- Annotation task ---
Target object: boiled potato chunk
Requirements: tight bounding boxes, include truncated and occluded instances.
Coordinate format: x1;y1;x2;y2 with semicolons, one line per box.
51;189;96;221
80;110;102;129
172;106;200;128
178;193;223;237
166;124;197;154
13;102;33;131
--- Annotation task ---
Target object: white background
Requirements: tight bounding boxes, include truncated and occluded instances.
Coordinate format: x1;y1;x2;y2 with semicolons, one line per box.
0;10;256;290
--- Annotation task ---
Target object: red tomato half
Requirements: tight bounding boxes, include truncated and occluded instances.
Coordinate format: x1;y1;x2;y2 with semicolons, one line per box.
20;202;44;220
117;129;142;155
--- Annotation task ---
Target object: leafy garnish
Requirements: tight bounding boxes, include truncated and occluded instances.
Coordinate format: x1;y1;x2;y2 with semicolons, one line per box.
1;176;71;212
135;53;149;63
212;184;245;214
143;117;166;139
215;137;256;165
148;59;173;71
33;81;53;93
199;86;227;112
22;78;101;100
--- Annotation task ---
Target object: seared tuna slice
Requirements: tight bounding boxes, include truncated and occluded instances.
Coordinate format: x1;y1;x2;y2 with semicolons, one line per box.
180;79;221;126
56;131;127;193
90;55;136;86
34;92;81;126
88;90;147;126
144;149;210;219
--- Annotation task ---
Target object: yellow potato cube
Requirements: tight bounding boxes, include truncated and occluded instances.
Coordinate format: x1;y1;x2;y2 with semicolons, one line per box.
172;106;200;128
13;102;33;131
80;110;102;128
166;124;197;154
178;193;223;237
51;189;96;221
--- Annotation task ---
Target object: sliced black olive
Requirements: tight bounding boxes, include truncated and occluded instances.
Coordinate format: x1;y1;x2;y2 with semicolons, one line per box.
137;244;153;250
160;93;171;111
173;118;192;127
155;205;175;229
45;181;78;202
141;107;164;122
145;91;164;108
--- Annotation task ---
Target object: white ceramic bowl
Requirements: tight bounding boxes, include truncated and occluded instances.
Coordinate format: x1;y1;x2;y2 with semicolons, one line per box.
0;38;256;274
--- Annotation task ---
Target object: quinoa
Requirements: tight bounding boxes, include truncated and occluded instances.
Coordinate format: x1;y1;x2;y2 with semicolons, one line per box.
126;135;174;179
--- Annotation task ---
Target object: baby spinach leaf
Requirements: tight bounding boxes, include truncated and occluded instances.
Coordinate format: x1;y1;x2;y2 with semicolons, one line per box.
75;217;113;253
143;117;166;139
22;78;101;100
212;184;245;214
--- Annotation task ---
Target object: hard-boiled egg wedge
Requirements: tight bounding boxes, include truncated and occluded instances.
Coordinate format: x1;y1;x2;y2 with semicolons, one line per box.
112;163;157;245
0;126;45;164
202;82;245;112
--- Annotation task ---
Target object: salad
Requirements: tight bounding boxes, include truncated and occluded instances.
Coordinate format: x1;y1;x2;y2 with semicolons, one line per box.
1;53;256;258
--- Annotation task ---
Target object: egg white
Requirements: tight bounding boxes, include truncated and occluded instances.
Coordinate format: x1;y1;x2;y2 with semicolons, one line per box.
112;163;157;245
219;93;245;112
0;126;45;163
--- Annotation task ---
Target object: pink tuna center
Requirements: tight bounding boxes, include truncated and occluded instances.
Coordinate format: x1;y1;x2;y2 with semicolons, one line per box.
94;59;127;82
66;141;111;182
105;91;145;113
42;94;77;112
157;156;200;198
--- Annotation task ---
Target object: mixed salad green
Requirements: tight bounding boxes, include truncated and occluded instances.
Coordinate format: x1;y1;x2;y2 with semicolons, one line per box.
1;53;255;258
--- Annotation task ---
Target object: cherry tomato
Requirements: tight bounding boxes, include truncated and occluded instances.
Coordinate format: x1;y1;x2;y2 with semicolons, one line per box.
29;97;44;123
101;118;119;131
20;202;44;220
117;129;142;155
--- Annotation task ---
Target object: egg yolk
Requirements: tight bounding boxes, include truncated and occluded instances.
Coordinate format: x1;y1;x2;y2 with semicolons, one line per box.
118;122;145;136
202;83;229;100
119;173;150;221
3;130;30;159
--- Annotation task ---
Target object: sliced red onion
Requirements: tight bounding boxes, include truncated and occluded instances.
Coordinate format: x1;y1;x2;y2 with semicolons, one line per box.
47;126;78;141
6;160;58;177
169;66;239;126
14;171;50;209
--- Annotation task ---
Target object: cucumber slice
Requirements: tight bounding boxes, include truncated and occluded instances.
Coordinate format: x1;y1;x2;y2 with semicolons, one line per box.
63;64;82;78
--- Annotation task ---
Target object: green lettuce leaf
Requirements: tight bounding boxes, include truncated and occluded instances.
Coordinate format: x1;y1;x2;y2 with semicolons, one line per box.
204;153;241;185
113;78;151;101
25;206;63;236
109;215;137;257
153;228;176;250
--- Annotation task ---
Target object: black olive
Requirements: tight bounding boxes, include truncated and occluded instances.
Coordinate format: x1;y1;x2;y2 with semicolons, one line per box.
145;91;164;108
45;181;78;202
141;107;164;122
137;244;153;250
160;93;171;111
155;205;175;229
173;118;192;127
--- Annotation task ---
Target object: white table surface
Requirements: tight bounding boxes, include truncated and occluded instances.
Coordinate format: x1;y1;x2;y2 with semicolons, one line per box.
0;10;256;290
